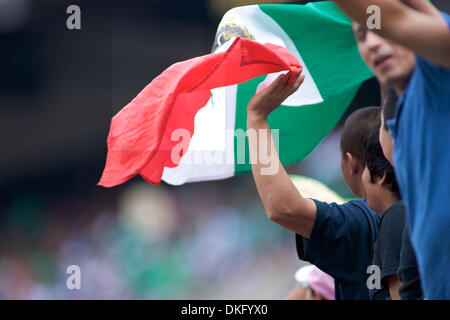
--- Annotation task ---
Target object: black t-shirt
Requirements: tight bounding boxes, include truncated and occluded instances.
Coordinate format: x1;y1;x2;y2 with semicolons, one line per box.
398;222;423;300
370;201;405;300
296;199;380;300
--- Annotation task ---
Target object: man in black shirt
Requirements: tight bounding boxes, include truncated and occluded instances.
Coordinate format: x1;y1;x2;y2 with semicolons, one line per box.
363;125;404;299
398;224;423;300
379;88;423;300
371;201;405;299
247;71;382;299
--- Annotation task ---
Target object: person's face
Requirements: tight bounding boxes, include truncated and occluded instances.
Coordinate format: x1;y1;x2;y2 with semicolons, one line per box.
362;166;383;213
352;22;416;90
379;114;394;165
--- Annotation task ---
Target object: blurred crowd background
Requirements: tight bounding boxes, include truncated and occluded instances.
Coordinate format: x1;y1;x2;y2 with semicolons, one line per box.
1;0;449;299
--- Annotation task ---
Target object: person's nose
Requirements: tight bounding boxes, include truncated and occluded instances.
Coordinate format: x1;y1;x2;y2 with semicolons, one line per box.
366;31;383;53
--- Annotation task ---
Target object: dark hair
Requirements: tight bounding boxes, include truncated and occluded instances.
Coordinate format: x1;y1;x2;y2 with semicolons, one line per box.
365;125;400;198
341;107;381;166
382;88;398;130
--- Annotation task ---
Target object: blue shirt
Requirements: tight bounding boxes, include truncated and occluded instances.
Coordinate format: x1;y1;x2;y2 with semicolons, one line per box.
388;12;450;299
296;199;380;300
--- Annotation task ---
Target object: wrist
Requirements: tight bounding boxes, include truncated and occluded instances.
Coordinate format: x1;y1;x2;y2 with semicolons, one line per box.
247;114;267;127
247;110;268;124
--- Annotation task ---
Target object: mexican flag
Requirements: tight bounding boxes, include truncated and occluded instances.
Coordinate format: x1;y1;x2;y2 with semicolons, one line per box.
99;1;373;187
162;2;373;185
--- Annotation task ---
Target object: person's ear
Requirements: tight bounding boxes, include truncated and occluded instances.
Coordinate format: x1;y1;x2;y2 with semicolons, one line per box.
345;152;360;175
378;171;388;187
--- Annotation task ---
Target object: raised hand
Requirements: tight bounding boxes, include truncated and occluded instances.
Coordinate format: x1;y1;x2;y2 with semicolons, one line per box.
247;71;305;121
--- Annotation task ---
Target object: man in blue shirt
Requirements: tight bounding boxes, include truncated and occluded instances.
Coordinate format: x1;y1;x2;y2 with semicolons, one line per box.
332;0;450;299
246;67;381;299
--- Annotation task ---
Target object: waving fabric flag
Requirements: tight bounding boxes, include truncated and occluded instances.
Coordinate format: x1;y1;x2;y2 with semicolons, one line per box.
161;2;373;185
99;1;373;187
99;37;301;187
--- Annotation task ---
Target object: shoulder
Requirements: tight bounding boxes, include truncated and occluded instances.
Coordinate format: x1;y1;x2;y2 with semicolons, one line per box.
381;201;405;223
347;199;376;212
313;199;375;216
415;12;450;72
414;11;450;76
414;54;450;77
312;199;380;232
347;199;381;223
378;201;406;238
415;12;450;70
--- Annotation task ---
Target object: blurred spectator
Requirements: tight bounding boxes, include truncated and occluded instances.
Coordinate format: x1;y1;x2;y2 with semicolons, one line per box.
285;265;335;300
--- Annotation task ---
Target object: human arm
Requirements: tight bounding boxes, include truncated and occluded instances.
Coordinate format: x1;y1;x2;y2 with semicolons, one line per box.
386;275;403;300
246;71;317;238
332;0;450;68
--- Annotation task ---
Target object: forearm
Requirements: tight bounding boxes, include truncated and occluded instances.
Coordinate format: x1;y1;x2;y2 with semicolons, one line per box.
333;0;450;67
333;0;408;27
247;113;316;238
386;275;402;300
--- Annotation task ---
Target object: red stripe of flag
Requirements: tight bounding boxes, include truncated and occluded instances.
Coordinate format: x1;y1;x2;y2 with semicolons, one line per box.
98;37;301;187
